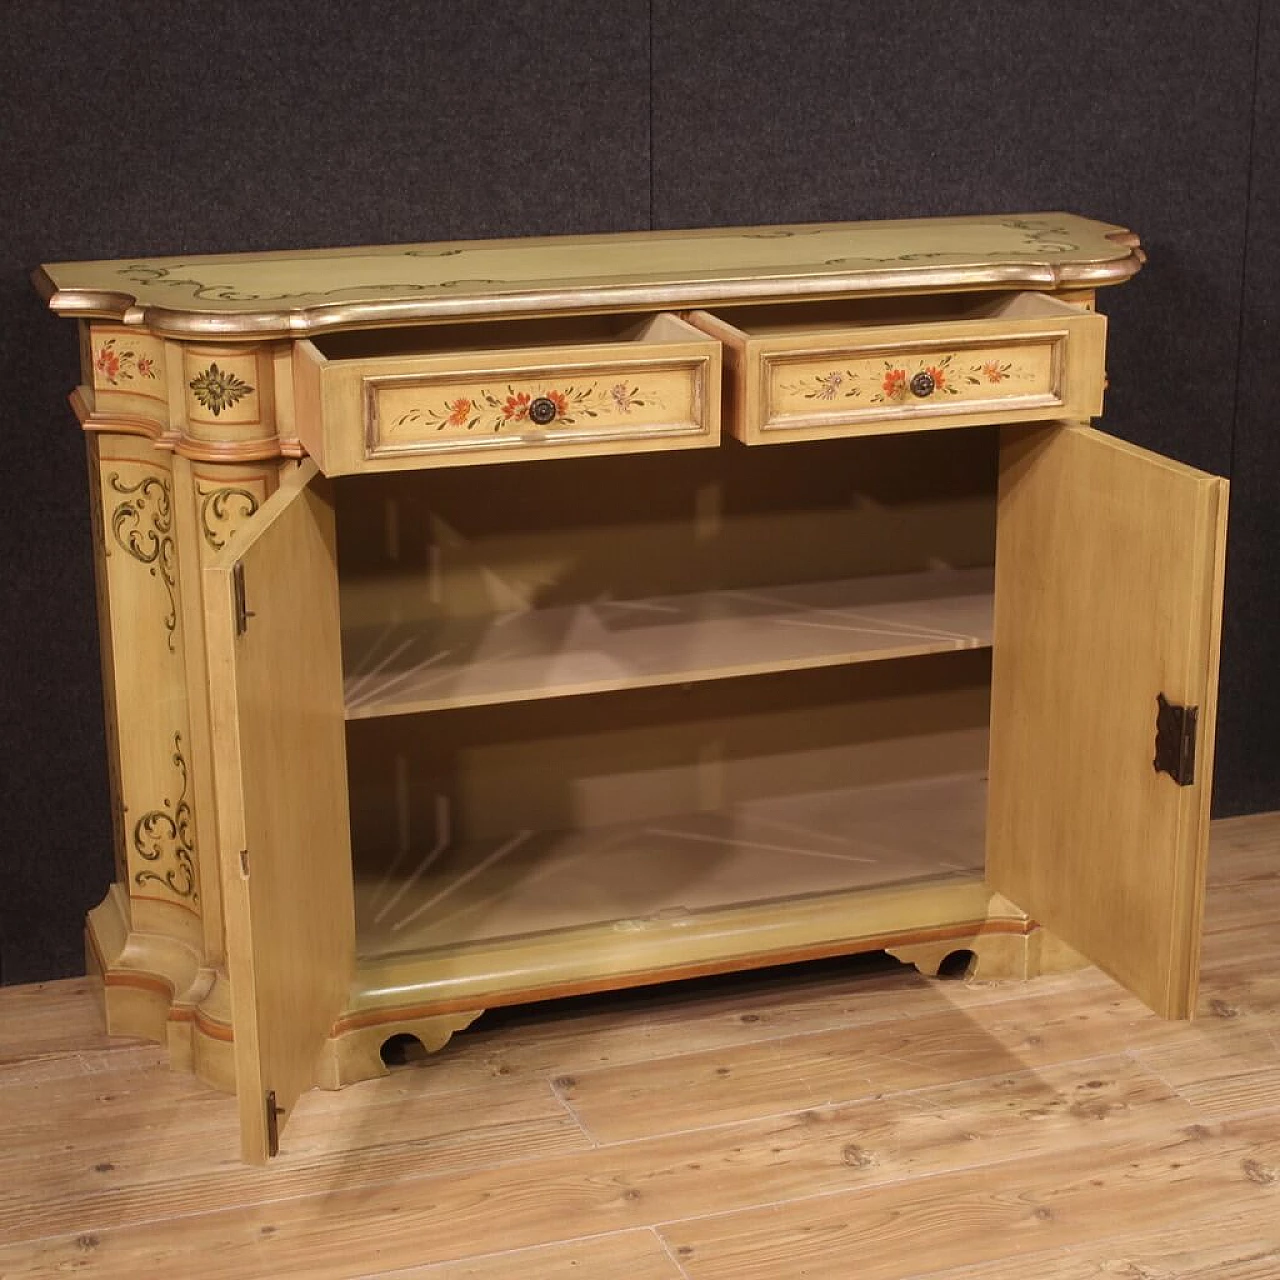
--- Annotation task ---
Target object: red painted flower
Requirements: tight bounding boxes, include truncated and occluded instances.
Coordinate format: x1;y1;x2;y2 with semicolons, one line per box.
95;346;121;383
882;368;907;398
502;391;531;421
982;361;1007;383
445;396;472;427
925;365;947;391
136;355;157;379
546;390;568;417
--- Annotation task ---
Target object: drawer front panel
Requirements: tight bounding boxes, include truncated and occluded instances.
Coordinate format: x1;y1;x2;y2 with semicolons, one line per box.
767;336;1062;428
692;297;1107;443
367;356;714;461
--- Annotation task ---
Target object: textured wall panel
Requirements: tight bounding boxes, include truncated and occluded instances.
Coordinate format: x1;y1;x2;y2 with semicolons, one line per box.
652;0;1253;475
0;0;649;983
1215;4;1278;815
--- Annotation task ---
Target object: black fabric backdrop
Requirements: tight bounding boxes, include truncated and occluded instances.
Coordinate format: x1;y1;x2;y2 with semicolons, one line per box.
1;0;1275;984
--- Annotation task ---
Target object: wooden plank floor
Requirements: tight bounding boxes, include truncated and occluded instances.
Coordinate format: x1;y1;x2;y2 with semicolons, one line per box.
1;813;1277;1278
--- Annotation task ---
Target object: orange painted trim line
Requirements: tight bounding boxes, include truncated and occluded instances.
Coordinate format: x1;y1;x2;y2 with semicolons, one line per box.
103;971;175;1000
193;1008;236;1043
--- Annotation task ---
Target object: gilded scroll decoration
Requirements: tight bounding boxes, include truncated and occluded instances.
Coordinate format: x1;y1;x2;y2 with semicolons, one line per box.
132;733;198;902
197;485;261;552
189;362;254;416
108;471;178;652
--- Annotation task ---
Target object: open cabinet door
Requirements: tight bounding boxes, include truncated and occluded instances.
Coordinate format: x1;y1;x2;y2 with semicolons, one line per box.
205;459;355;1161
987;425;1227;1019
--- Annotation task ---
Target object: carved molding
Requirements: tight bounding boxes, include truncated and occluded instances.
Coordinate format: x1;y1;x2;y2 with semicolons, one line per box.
38;215;1147;340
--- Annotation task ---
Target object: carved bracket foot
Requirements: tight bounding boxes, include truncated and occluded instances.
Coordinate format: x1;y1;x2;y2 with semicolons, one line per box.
314;1009;484;1090
888;925;1092;985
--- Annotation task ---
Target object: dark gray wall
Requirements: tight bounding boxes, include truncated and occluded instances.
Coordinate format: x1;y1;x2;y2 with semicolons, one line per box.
2;1;1275;984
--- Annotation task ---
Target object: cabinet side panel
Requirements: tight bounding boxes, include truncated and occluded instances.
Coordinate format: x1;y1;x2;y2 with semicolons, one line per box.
986;424;1226;1018
93;434;203;950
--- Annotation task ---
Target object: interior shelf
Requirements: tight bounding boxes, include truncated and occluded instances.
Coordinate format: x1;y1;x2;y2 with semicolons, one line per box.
342;565;994;719
353;770;987;960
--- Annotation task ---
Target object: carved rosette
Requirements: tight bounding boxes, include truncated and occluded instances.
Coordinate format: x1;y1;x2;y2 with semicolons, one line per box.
180;343;281;460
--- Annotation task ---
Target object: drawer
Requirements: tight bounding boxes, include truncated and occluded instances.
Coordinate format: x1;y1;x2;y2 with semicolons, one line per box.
688;293;1106;443
293;313;720;474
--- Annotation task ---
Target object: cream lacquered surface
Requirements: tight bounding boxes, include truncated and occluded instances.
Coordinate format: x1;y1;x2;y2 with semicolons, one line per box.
46;213;1227;1165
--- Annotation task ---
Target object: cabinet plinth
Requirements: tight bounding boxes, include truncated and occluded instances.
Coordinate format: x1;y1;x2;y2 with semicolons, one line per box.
42;212;1225;1164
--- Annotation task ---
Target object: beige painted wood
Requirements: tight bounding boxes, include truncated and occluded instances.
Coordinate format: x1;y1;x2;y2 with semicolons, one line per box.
203;459;355;1162
294;312;720;474
692;291;1107;443
343;876;1025;1033
0;814;1274;1277
36;212;1142;337
343;565;994;717
356;773;988;954
91;435;202;945
41;212;1236;1174
345;643;991;849
987;424;1229;1019
332;426;997;648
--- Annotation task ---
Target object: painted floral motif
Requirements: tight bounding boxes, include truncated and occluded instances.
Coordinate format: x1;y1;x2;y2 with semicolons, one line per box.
189;362;254;416
93;338;160;386
779;352;1037;406
873;360;954;403
395;381;660;434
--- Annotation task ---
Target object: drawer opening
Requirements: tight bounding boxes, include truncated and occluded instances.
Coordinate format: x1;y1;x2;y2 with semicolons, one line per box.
693;289;1087;338
333;430;999;718
308;312;699;361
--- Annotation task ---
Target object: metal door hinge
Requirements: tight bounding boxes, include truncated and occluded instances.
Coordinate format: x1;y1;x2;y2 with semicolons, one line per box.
266;1090;285;1158
1154;693;1198;787
232;561;255;635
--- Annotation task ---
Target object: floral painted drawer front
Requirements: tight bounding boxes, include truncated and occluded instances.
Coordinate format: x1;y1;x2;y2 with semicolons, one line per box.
366;359;714;459
766;338;1062;430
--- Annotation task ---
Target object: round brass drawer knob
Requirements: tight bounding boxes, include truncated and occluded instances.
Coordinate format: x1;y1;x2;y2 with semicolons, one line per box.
909;371;936;398
528;396;558;425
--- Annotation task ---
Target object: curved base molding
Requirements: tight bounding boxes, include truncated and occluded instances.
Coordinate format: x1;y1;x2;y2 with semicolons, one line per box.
85;883;236;1094
315;1010;482;1090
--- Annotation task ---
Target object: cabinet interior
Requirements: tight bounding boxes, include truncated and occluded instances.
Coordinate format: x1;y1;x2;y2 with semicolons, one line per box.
308;311;695;361
334;428;999;963
698;289;1081;339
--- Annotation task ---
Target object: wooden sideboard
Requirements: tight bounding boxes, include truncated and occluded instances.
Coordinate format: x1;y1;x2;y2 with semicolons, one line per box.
37;213;1228;1163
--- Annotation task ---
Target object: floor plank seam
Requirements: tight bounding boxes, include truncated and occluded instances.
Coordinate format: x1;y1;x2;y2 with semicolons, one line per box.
653;1224;695;1280
1050;1202;1280;1264
349;1227;673;1279
637;1124;1209;1239
562;1048;1171;1150
455;970;1127;1085
546;1073;599;1148
0;1060;1196;1256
